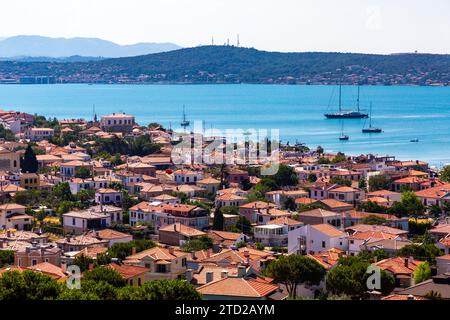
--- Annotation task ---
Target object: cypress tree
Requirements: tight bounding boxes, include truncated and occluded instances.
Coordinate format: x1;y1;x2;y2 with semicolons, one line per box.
212;208;224;231
21;145;39;173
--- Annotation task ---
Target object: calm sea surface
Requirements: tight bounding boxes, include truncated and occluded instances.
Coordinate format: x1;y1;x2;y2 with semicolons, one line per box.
0;84;449;166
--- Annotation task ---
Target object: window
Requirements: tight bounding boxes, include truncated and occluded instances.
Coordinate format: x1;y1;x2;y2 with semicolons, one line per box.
322;241;326;248
72;218;76;226
32;259;37;266
138;278;141;286
156;264;167;273
129;279;133;286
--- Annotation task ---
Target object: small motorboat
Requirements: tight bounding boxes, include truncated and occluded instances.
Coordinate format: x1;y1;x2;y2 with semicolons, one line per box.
410;138;419;143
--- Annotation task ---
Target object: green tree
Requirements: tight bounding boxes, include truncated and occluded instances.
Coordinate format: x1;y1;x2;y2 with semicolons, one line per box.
361;215;388;225
397;244;443;263
53;182;74;201
284;197;297;211
75;167;92;179
368;175;390;192
330;177;352;187
212;208;224;231
0;251;14;268
440;166;450;182
0;124;16;141
357;249;389;263
318;157;331;164
331;152;346;164
307;173;318;183
76;189;95;204
358;201;387;214
428;205;442;218
73;254;94;272
108;240;156;260
117;279;201;300
21;145;38;173
0;270;60;300
326;255;395;297
387;201;408;217
401;191;425;219
272;165;298;187
414;261;432;284
265;255;326;299
297;202;327;213
255;242;265;250
234;216;252;234
181;236;213;252
316;146;324;155
83;266;126;288
58;279;119;300
358;178;367;190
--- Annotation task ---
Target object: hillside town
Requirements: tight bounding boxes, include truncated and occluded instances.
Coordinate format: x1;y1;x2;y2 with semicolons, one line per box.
1;108;450;301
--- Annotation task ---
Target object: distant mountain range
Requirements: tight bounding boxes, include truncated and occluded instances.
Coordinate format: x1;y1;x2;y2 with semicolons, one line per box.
0;45;449;85
0;35;181;58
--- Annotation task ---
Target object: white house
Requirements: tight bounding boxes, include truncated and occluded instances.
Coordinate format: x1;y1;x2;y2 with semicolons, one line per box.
100;113;135;133
254;217;303;247
63;210;112;234
173;169;204;185
60;161;91;181
288;223;349;255
95;188;122;205
24;127;55;141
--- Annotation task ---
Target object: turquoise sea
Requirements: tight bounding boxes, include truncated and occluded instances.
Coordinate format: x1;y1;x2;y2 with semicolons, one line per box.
0;84;449;166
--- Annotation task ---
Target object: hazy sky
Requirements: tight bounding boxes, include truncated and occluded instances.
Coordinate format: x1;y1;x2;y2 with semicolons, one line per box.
0;0;449;54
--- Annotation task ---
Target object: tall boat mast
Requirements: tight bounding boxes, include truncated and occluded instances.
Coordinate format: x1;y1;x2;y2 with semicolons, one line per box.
338;80;342;112
357;85;360;112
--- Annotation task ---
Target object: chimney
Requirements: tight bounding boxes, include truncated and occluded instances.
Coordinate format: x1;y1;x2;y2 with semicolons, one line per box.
243;250;250;265
221;270;228;279
131;247;137;256
206;248;212;258
6;230;11;238
61;262;67;273
205;271;214;284
190;251;196;260
404;258;409;268
185;269;193;283
168;247;174;255
238;265;246;278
